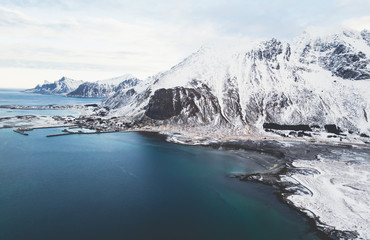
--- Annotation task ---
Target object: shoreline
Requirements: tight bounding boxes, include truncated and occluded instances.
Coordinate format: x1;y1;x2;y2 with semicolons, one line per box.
122;129;369;239
9;124;368;239
124;129;370;240
1;107;369;239
0;119;332;240
1;104;369;147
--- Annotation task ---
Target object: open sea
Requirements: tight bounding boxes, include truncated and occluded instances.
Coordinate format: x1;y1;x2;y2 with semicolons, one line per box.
0;89;323;240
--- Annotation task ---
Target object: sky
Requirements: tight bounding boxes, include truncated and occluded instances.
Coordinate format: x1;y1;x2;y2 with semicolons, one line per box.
0;0;369;88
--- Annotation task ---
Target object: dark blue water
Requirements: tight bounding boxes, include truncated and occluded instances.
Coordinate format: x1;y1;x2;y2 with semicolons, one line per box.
0;90;323;240
0;89;102;117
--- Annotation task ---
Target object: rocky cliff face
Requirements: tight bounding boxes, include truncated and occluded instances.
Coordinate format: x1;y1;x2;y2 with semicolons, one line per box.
24;77;83;95
145;86;227;125
103;28;370;135
295;30;370;80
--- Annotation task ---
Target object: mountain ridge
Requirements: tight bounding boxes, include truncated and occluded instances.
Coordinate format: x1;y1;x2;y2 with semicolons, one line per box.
102;28;370;136
24;77;83;95
25;75;141;98
67;75;141;98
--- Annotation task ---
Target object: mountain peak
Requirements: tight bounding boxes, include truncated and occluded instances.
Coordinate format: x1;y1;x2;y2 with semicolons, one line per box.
58;76;78;82
361;29;370;46
66;74;141;98
301;26;359;38
25;77;83;95
293;27;369;49
103;29;370;136
96;74;137;85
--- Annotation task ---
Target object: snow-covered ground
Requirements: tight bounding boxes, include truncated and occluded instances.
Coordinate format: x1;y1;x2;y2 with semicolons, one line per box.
103;28;370;137
0;116;70;129
280;156;370;239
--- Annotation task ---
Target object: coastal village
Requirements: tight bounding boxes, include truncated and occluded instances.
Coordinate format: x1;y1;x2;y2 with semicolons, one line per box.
1;103;369;147
0;104;143;137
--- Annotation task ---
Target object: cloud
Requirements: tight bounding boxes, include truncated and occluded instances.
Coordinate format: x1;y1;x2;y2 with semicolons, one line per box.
0;58;124;71
0;6;237;80
0;6;33;26
342;16;370;31
1;0;370;88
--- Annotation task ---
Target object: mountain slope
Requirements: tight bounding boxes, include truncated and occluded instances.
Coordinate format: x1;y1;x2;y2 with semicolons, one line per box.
103;28;370;136
24;77;83;95
67;74;141;98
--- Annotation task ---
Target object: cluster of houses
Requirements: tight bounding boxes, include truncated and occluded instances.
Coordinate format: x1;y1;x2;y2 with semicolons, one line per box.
60;115;134;133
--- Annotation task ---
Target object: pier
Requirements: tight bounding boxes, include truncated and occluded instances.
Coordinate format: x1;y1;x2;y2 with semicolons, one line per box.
13;129;29;136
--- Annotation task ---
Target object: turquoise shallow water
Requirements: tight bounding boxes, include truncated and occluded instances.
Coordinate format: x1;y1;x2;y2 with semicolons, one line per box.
0;90;323;240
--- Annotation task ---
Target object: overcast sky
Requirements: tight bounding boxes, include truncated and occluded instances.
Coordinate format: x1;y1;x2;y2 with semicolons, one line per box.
0;0;369;88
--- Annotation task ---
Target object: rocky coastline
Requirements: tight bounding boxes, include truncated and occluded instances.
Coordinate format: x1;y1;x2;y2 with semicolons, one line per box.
1;104;370;239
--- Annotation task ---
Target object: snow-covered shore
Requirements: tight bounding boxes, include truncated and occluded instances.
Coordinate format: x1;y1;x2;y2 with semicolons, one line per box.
143;128;370;239
156;130;370;239
280;157;370;239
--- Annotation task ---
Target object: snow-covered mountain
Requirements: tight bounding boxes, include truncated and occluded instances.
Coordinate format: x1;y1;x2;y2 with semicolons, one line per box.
24;77;83;95
67;74;141;98
103;28;370;135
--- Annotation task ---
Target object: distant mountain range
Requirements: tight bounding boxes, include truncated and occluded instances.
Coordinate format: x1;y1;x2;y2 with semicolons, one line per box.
24;77;84;95
67;74;141;98
25;75;141;98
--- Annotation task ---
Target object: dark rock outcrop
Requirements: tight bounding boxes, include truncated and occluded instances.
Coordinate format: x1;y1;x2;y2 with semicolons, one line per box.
263;123;313;131
145;86;227;125
324;124;342;135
